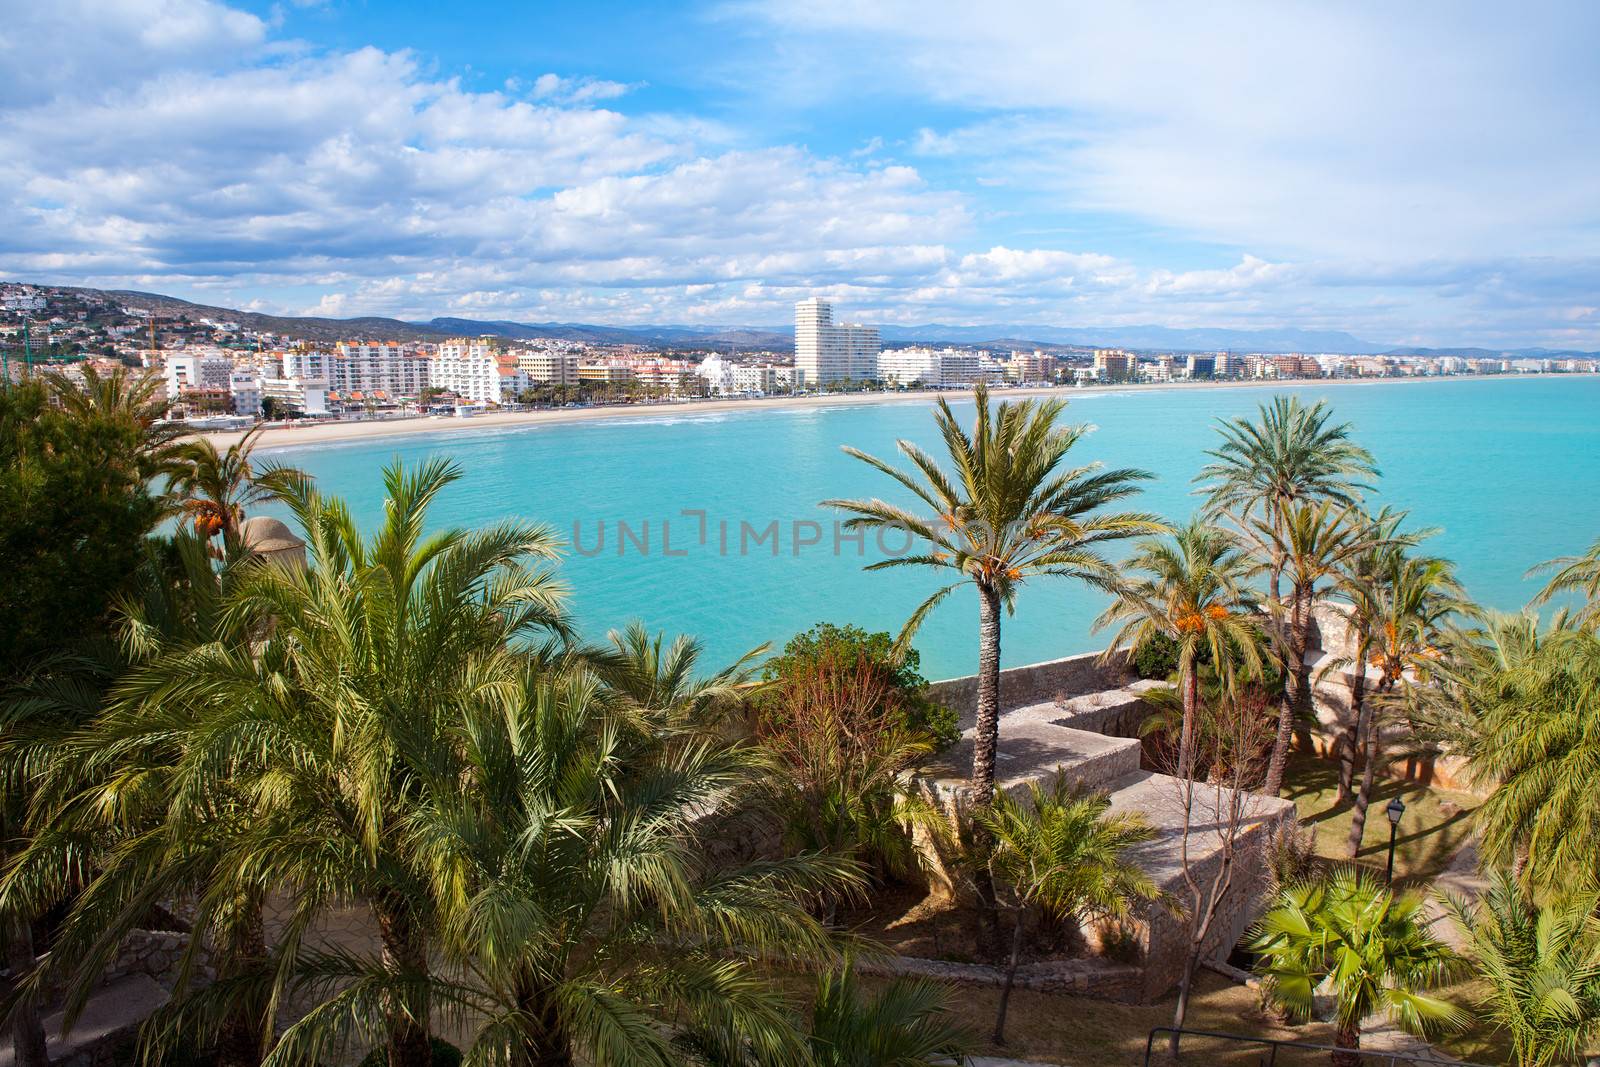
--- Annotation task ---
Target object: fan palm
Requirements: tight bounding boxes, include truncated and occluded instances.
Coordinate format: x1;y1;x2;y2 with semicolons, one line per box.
824;383;1160;803
1445;869;1600;1067
1095;519;1269;781
1250;867;1465;1066
978;779;1160;1045
270;666;859;1067
1528;534;1600;629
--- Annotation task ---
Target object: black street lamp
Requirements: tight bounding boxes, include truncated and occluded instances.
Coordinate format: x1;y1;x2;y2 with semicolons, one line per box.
1384;796;1406;883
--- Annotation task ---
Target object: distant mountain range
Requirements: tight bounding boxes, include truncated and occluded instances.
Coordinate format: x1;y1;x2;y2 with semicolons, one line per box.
25;285;1600;358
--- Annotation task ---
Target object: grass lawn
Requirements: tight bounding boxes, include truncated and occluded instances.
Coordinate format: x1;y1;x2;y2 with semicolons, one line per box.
1281;751;1480;885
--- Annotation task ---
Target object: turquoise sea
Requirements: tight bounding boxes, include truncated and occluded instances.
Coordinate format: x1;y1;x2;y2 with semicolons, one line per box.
265;377;1600;679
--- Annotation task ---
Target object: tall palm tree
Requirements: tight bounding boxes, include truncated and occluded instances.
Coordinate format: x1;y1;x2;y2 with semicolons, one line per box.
1322;508;1415;801
1247;501;1383;795
1344;551;1467;859
1197;398;1377;794
1250;868;1465;1066
170;425;300;552
271;666;859;1067
1444;869;1600;1067
1095;519;1269;781
978;779;1160;1045
824;384;1161;804
1528;534;1600;629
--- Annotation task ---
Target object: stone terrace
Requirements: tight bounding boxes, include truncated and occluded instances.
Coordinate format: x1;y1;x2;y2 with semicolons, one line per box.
925;652;1297;1003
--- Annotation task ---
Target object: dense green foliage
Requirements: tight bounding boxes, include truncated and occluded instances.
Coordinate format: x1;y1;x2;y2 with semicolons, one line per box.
0;375;170;674
761;622;956;749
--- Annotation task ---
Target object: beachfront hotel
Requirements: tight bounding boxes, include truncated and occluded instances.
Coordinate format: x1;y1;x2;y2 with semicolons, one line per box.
794;297;880;385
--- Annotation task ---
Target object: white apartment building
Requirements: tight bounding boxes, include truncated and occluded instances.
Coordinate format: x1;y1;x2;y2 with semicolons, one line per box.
516;349;581;386
260;376;329;416
732;364;785;394
432;338;526;403
164;351;235;399
334;342;432;397
794;297;880;385
877;347;988;388
229;370;262;417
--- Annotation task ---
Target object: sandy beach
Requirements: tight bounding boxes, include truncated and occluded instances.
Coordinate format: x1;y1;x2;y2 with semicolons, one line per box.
198;373;1526;449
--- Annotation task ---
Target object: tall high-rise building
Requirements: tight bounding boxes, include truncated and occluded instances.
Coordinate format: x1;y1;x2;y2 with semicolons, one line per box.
794;297;880;385
1091;348;1137;382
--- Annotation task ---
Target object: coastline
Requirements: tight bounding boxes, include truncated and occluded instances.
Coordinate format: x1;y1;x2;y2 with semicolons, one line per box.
199;372;1541;449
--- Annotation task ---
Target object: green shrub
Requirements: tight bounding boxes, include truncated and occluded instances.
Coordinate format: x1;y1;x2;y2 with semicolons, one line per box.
761;622;958;750
1130;631;1181;678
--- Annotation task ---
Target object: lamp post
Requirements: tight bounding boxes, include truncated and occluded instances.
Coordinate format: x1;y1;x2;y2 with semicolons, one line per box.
1384;796;1406;884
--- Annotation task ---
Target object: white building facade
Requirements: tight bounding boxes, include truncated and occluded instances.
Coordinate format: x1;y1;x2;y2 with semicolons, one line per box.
794;297;880;385
431;338;526;403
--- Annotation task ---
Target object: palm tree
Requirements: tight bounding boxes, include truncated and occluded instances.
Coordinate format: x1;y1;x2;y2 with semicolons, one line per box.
1445;869;1600;1067
978;779;1160;1045
1095;519;1269;781
1529;534;1600;629
1322;508;1414;802
16;460;572;1067
170;425;300;552
1197;398;1377;795
804;960;972;1067
682;957;972;1067
1246;501;1383;795
1450;626;1600;894
271;666;859;1067
1250;868;1465;1066
598;621;767;729
824;384;1161;805
1344;551;1467;860
43;364;188;486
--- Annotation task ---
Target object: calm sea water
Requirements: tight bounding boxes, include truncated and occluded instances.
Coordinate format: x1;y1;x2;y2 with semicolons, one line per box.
263;377;1600;679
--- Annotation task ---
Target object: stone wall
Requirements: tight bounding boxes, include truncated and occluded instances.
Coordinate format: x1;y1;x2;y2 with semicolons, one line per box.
854;952;1143;1002
929;650;1134;726
1134;808;1293;1001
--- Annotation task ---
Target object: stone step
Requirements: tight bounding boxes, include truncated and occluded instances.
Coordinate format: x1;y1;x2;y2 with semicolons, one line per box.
0;974;169;1067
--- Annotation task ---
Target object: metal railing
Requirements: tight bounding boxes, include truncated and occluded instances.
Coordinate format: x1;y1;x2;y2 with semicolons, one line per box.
1144;1027;1495;1066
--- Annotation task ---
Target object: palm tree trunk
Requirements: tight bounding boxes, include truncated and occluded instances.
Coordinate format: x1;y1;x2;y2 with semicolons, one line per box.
375;896;432;1067
514;978;574;1067
1346;685;1387;860
216;898;268;1067
1262;587;1307;796
970;581;1005;958
1331;1020;1362;1067
971;581;1003;799
1177;662;1199;782
1336;645;1369;803
1290;588;1316;746
5;917;48;1067
991;909;1025;1047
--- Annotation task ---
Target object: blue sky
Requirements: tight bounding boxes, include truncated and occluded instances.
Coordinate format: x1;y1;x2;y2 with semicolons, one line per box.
2;1;1598;346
